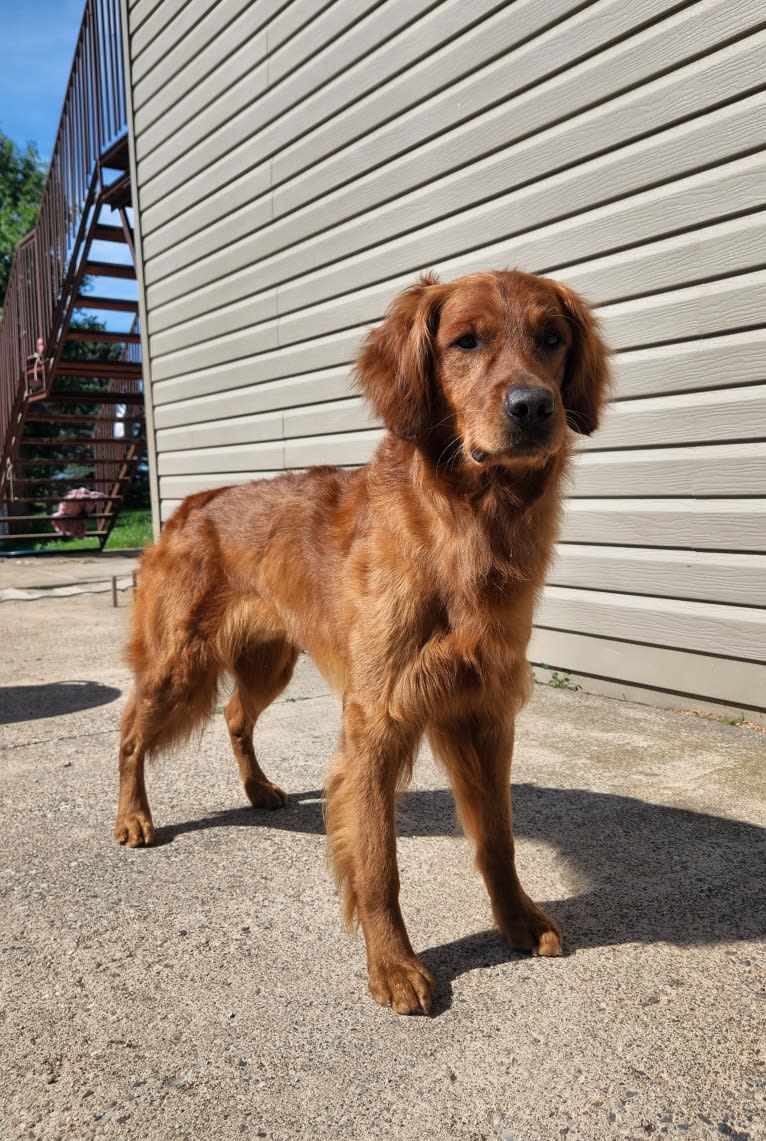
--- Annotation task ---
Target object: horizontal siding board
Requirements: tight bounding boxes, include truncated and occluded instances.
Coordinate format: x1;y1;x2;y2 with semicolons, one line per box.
550;546;766;607
129;0;165;34
537;586;765;661
572;443;766;498
613;329;766;400
136;0;441;202
581;384;766;451
132;0;247;87
146;150;766;350
136;23;269;142
561;499;766;552
600;270;766;350
553;210;766;310
142;12;764;288
145;90;766;328
275;252;766;358
153;369;353;431
158;430;381;479
528;628;766;713
148;285;278;361
274;91;766;326
415;150;766;305
149;266;766;383
147;191;766;358
133;0;306;93
159;471;283;503
151;318;285;385
157;410;284;452
139;0;684;264
155;397;367;452
130;0;191;60
151;329;361;406
283;397;367;440
284;429;384;469
140;0;750;260
139;32;271;144
273;0;754;217
137;0;582;218
136;0;385;167
158;441;285;476
133;0;310;128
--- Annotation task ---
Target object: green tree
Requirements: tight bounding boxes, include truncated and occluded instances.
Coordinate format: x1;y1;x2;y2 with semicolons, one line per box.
0;130;46;308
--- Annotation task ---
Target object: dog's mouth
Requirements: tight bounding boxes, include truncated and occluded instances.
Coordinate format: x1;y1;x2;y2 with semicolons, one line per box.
468;432;560;468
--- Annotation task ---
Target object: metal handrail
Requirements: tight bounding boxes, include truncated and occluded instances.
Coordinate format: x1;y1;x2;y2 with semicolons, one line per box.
0;0;127;489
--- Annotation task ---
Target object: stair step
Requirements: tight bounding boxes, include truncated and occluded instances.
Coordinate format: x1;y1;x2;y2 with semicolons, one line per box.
100;137;130;171
75;296;139;313
99;175;131;209
20;428;145;441
53;361;142;380
92;224;131;244
83;260;136;280
42;390;143;404
9;472;134;483
6;495;122;506
26;413;144;425
12;460;97;469
2;510;116;522
0;531;106;541
12;455;140;467
65;329;141;344
20;437;103;446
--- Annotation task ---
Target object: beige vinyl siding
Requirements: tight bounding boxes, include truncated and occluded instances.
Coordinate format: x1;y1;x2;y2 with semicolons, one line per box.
123;0;766;720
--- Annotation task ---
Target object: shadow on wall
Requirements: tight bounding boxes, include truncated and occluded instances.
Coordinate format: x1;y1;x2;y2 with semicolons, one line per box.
0;681;122;724
154;782;766;953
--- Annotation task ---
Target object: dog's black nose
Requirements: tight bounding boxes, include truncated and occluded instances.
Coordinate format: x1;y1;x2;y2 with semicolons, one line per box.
504;386;555;425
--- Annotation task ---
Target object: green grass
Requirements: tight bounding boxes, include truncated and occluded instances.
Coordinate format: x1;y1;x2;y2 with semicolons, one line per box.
31;508;154;553
105;508;154;550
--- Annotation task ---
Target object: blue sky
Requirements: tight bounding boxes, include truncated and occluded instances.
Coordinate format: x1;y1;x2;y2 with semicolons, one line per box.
0;0;85;160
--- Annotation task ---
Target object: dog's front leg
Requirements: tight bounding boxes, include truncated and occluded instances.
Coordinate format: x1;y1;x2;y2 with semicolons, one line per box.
429;712;563;958
325;697;435;1014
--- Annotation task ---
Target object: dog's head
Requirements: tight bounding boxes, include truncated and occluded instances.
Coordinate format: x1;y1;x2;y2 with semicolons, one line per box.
356;269;612;470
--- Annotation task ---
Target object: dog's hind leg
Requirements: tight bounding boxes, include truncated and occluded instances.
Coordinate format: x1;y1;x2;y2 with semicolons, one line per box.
115;688;155;847
224;641;299;809
115;650;219;848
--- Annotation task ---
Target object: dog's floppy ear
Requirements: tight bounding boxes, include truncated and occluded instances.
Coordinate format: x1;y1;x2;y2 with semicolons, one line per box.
550;281;613;436
355;273;446;440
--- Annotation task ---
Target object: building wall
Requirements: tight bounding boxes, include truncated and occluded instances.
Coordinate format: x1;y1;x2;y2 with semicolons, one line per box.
122;0;766;720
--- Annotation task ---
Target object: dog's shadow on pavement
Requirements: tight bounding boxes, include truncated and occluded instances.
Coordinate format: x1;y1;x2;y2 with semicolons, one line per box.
158;782;766;1011
418;783;766;1012
0;680;121;724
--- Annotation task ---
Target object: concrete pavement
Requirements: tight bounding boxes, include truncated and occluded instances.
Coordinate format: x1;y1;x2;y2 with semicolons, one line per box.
1;556;764;1140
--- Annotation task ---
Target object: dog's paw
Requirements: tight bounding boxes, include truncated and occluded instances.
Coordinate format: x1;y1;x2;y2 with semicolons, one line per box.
244;778;288;810
114;812;155;848
534;928;564;957
368;956;436;1015
499;899;564;958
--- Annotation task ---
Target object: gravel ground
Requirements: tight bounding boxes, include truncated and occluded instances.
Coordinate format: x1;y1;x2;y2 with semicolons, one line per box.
1;571;765;1140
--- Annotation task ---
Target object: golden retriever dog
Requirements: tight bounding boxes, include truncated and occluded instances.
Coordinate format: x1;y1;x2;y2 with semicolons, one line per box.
115;269;611;1014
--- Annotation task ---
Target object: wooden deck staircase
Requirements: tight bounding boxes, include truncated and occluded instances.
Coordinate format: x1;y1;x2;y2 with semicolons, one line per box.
0;0;147;551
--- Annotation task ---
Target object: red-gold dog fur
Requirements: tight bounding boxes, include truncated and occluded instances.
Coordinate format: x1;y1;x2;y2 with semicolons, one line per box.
116;269;611;1014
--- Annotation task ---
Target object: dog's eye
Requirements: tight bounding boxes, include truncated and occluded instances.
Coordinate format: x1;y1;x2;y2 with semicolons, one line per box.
542;331;562;348
453;333;479;350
